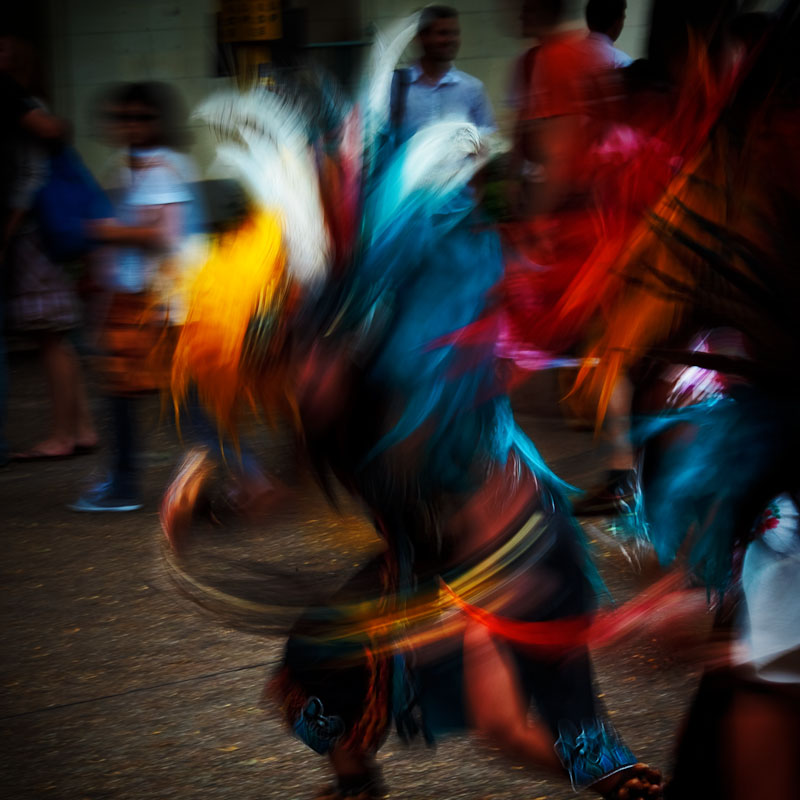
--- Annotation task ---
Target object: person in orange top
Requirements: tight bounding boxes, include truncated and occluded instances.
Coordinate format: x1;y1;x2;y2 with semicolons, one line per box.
511;0;639;516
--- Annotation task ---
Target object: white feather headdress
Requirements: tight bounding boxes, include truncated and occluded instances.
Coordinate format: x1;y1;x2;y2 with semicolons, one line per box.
193;89;330;286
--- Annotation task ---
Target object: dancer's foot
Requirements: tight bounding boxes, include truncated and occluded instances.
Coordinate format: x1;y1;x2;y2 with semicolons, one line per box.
598;763;664;799
313;768;388;800
160;447;215;554
572;469;637;517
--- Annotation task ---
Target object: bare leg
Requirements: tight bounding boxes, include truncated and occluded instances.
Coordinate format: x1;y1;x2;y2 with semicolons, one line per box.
463;620;563;773
607;373;634;471
35;332;97;454
572;373;637;516
463;621;661;797
36;332;79;453
328;747;376;780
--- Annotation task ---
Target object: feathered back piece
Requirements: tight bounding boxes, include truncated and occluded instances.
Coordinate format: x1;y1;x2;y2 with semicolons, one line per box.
171;87;339;432
193;88;331;286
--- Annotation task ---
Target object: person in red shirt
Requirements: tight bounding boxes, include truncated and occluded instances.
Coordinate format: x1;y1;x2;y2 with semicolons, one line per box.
507;0;638;517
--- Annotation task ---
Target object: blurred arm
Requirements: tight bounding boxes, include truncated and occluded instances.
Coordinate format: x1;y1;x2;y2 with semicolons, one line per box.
89;202;184;250
19;106;69;141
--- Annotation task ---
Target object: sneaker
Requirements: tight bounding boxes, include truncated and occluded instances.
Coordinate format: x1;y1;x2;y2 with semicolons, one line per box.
81;476;114;501
572;469;637;517
68;482;142;512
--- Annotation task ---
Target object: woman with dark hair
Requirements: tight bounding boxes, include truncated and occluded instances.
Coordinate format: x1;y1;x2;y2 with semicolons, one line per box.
1;31;99;461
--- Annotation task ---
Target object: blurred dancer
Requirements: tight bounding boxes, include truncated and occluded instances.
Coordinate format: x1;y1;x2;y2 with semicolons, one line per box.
161;19;663;797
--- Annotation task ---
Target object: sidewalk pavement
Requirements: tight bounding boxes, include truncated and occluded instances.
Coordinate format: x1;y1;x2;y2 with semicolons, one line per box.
0;353;700;799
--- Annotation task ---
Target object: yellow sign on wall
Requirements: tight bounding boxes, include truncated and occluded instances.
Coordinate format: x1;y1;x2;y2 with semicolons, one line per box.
220;0;282;42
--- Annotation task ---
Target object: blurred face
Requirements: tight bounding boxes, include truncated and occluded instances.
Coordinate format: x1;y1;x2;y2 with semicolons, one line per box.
98;101;126;148
419;17;461;63
116;101;161;148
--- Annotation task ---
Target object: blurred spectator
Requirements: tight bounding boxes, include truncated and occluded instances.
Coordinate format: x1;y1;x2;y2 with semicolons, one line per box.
386;5;495;147
586;0;632;68
69;81;200;512
506;3;547;217
519;0;632;215
74;81;270;516
514;0;639;515
0;31;98;462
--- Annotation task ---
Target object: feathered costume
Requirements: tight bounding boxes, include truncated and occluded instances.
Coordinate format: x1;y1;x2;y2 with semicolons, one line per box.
164;14;653;797
462;0;800;598
590;7;800;796
572;3;800;597
474;4;800;795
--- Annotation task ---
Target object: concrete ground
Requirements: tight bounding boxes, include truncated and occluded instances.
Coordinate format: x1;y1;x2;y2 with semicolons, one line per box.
0;350;701;800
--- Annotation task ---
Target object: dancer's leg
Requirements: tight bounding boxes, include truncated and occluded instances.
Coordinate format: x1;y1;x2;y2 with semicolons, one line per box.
573;373;636;516
313;748;385;799
463;619;563;773
725;689;800;800
464;623;662;798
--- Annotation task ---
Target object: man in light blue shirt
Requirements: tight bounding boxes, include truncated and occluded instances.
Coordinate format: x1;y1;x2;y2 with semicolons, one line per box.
585;0;633;68
391;5;495;144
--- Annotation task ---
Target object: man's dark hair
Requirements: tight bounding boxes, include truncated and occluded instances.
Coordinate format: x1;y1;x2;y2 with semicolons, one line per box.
418;5;459;34
585;0;626;34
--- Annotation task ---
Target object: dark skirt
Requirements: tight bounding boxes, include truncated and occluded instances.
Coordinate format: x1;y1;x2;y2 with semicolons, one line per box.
6;230;81;333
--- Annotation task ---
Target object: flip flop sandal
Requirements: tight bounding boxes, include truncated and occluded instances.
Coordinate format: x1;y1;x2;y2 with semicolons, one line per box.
12;447;78;462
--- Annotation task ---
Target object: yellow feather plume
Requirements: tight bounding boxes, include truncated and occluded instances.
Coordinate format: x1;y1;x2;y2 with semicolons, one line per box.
171;211;296;436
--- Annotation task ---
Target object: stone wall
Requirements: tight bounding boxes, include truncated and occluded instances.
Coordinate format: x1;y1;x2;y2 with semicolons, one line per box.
47;0;655;177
